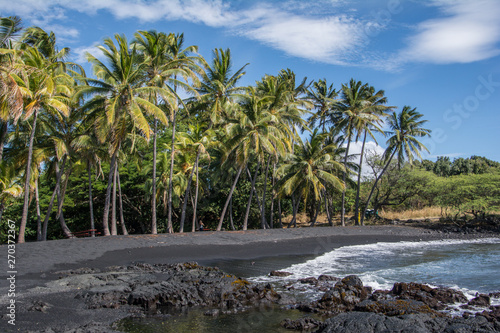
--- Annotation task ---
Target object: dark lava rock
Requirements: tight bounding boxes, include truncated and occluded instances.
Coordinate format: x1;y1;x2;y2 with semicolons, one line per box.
355;299;436;316
73;263;286;313
281;317;323;331
469;295;491;307
477;306;500;323
270;270;293;277
311;275;369;313
391;282;467;310
27;301;52;313
299;277;318;285
317;312;500;333
318;275;339;282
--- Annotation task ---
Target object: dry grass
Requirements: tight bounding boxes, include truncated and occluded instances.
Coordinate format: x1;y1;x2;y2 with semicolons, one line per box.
277;206;498;227
379;206;442;220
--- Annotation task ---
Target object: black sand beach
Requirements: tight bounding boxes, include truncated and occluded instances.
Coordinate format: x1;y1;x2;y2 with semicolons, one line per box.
1;225;498;332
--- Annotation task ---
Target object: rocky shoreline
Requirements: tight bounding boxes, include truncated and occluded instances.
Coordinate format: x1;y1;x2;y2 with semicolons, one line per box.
3;262;499;333
1;225;499;332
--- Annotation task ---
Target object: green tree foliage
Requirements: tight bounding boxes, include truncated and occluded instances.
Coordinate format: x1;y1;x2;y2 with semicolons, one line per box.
4;16;500;243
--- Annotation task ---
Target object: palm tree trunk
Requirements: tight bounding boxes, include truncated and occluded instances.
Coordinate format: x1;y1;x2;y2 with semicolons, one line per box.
87;164;95;237
167;111;178;234
246;168;266;219
35;178;42;241
111;161;118;235
270;162;276;229
191;157;200;233
180;150;199;232
0;202;4;224
19;109;38;243
243;164;259;230
217;166;243;231
288;194;300;228
102;149;117;236
151;118;158;234
0;120;7;161
190;194;197;232
361;149;396;225
261;156;271;229
117;168;128;235
310;199;321;226
355;130;367;226
56;167;73;238
42;157;66;241
278;199;282;228
340;135;352;227
229;196;235;230
325;191;333;226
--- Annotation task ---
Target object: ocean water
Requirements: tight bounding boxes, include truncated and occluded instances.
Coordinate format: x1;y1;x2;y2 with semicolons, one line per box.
248;237;500;312
118;238;500;332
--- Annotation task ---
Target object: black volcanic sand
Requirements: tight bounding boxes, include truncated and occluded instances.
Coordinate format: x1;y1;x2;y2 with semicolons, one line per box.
0;225;498;332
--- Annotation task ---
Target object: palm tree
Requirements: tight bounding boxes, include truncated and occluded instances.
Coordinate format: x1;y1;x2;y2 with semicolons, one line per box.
217;86;287;231
195;48;248;127
361;106;431;224
16;29;72;243
81;34;168;236
0;161;22;223
177;122;212;232
352;86;391;225
164;33;200;234
255;70;310;229
277;130;345;226
133;30;199;234
133;30;170;235
0;16;24;161
336;79;389;226
306;79;338;133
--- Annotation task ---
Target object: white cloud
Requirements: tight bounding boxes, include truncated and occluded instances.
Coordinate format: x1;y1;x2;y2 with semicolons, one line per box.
401;0;500;64
3;0;368;66
346;140;386;178
5;0;499;70
71;44;103;66
242;11;365;65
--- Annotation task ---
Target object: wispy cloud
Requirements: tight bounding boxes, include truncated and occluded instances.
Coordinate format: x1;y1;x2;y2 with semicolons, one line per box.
400;0;500;64
71;44;103;66
3;0;500;70
240;10;365;65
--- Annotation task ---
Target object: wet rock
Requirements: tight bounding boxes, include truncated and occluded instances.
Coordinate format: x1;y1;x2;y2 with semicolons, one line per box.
204;309;220;316
317;312;500;333
477;306;500;323
299;277;318;285
355;299;436;316
270;270;292;277
312;275;369;313
469;294;491;307
70;263;285;314
280;317;323;330
27;301;52;313
391;282;467;310
318;275;339;282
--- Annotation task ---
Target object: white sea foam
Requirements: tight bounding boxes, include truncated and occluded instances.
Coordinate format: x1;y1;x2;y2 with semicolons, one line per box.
249;237;500;308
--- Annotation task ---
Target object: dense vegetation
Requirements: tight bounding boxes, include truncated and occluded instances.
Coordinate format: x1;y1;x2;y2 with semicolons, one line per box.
360;154;500;219
0;16;497;243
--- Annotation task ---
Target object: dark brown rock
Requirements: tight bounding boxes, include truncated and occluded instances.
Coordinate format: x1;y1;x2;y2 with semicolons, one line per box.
390;282;467;310
281;317;323;330
468;294;491;307
269;270;293;277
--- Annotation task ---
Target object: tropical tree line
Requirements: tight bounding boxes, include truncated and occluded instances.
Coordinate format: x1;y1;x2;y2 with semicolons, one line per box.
1;17;434;243
360;153;500;220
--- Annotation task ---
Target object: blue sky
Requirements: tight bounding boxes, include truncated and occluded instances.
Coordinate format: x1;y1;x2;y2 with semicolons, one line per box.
2;0;500;162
